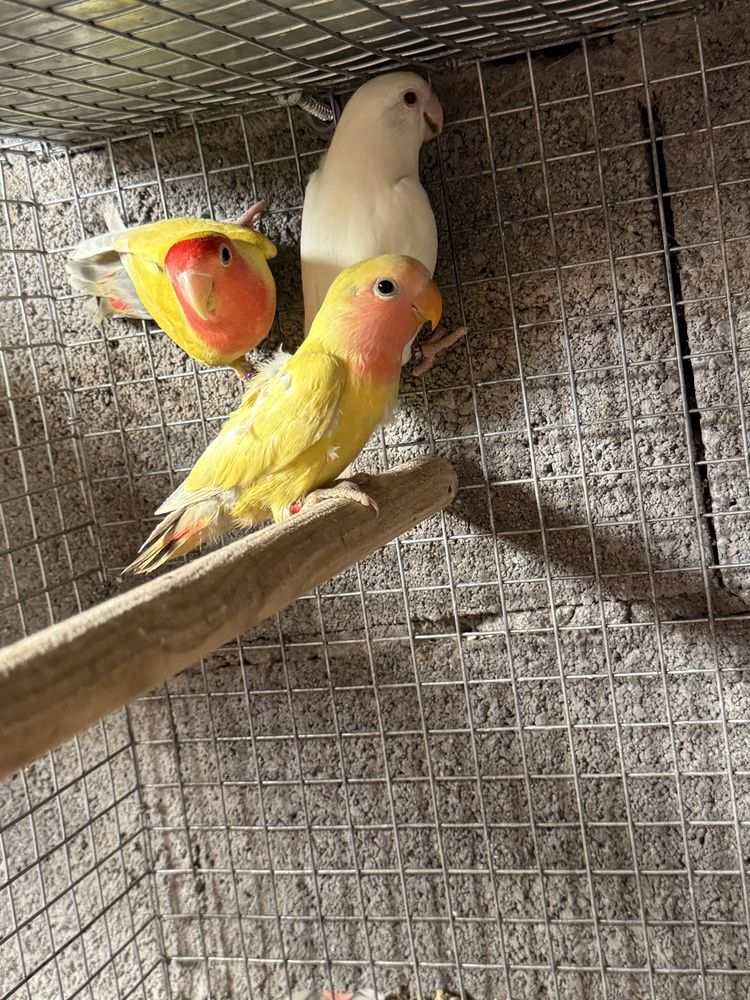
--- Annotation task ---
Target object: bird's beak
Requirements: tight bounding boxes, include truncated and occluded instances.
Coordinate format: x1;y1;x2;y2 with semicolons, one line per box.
412;280;442;331
423;91;444;139
177;270;214;320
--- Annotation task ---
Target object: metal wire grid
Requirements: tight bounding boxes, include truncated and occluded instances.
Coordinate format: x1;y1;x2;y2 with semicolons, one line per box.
0;146;169;997
0;0;704;145
3;5;750;999
0;719;169;999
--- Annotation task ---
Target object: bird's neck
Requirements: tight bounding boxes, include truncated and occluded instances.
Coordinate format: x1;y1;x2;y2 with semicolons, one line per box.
325;122;422;182
305;327;403;385
348;348;402;385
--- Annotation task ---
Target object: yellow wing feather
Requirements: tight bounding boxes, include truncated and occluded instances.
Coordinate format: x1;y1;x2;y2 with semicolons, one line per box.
114;217;276;263
156;348;348;517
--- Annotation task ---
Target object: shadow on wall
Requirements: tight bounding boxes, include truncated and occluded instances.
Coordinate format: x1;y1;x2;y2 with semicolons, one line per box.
5;340;743;637
450;464;749;624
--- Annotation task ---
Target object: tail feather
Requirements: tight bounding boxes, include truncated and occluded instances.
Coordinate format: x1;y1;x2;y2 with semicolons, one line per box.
124;496;230;575
103;203;126;232
66;205;150;323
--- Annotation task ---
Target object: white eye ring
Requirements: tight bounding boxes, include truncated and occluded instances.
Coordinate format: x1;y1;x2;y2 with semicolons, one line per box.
374;277;399;299
220;244;232;266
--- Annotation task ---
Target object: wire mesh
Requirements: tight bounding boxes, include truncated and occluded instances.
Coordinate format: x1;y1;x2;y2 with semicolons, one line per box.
0;0;703;145
2;2;750;999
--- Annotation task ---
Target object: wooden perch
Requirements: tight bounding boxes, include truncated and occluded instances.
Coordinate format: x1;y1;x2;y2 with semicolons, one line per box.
0;455;456;779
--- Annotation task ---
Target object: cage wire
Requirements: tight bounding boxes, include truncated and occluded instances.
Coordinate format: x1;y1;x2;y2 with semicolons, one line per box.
0;0;701;146
2;0;750;998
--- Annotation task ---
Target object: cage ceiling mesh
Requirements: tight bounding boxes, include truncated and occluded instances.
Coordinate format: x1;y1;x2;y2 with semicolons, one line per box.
3;1;750;1000
0;0;704;144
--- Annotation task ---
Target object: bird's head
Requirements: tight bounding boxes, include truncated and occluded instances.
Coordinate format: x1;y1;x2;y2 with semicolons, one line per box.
164;232;275;352
310;254;442;379
330;72;443;172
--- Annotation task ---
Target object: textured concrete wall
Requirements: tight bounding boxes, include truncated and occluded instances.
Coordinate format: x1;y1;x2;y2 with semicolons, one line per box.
2;5;750;1000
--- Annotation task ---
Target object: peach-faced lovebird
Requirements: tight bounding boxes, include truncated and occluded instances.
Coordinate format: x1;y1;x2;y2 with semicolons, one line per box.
66;203;276;377
300;71;466;375
124;254;442;574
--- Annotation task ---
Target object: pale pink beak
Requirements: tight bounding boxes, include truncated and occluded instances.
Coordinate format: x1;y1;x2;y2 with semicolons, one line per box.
177;270;214;320
423;90;444;139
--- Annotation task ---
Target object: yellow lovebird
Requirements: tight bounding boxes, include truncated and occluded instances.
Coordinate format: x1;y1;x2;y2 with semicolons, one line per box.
66;202;276;377
125;254;442;574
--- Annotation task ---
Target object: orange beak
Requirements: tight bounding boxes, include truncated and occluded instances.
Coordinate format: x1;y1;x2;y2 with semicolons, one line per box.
177;270;214;320
412;279;442;330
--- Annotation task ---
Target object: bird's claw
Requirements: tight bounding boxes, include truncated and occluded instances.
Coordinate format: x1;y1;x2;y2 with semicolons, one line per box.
235;199;267;229
411;325;469;376
290;480;379;516
231;355;258;381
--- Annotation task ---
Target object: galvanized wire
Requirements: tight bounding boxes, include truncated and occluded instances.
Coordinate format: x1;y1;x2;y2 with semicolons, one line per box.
0;0;703;144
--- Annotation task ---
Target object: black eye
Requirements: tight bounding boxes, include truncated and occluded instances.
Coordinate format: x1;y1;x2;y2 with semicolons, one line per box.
220;244;232;266
374;278;399;298
403;90;418;106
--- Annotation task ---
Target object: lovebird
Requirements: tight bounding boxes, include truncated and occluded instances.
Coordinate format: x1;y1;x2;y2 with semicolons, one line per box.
66;202;276;377
300;71;466;375
124;254;442;575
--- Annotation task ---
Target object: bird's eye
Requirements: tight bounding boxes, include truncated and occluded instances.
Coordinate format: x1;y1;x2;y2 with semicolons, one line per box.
403;90;418;106
374;277;399;298
220;244;232;266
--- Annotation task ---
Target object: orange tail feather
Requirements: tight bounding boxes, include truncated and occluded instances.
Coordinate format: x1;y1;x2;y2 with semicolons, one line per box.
123;512;211;575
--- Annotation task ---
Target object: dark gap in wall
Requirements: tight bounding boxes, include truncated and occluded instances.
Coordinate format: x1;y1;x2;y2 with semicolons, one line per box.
483;38;584;70
640;97;724;591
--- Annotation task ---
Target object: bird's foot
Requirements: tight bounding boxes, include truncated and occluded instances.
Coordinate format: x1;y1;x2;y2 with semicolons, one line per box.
235;199;268;229
230;356;256;381
290;480;379;516
411;325;468;376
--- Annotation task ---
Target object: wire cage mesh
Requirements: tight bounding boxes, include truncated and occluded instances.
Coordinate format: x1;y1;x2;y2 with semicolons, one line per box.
3;0;750;998
0;0;701;145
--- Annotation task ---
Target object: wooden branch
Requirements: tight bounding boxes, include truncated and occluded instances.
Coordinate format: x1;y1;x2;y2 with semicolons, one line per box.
0;455;457;779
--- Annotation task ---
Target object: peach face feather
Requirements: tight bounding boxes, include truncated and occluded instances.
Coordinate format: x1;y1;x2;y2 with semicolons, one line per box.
164;234;276;356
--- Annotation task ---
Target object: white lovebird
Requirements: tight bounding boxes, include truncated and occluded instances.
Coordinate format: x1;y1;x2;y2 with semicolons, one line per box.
300;71;467;376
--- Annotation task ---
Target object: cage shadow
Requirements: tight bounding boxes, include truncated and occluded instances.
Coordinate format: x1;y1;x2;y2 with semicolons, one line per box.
449;465;750;623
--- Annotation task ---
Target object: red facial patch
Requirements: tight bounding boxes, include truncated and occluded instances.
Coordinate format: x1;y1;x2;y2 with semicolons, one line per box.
165;234;274;356
164;234;223;276
341;292;415;383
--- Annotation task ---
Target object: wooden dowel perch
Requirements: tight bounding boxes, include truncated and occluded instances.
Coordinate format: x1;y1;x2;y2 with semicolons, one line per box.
0;455;456;779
